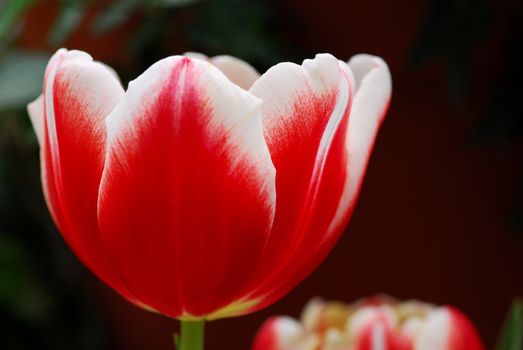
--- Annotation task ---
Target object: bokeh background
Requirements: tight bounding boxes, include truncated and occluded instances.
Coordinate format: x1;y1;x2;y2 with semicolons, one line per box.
1;0;522;349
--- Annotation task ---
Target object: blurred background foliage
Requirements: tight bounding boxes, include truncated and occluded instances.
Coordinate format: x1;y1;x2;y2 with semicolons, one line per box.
496;299;523;350
0;0;522;348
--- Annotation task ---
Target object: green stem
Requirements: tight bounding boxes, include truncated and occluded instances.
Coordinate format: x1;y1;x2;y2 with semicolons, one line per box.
179;320;205;350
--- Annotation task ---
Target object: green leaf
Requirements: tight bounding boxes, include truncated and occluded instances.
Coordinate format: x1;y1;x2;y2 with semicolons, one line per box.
496;298;523;350
0;233;26;300
0;232;49;321
173;333;181;350
0;0;36;43
0;50;50;110
0;232;52;323
47;0;86;46
153;0;201;7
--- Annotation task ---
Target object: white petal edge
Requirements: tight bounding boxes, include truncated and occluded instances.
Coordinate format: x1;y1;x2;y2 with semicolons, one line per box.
250;53;349;116
210;55;260;90
43;49;92;164
184;52;260;90
247;53;353;256
372;322;387;350
39;48;124;222
27;94;44;146
249;53;353;178
42;49;124;165
273;316;304;349
347;305;397;337
416;308;451;350
301;298;325;331
329;54;392;233
101;55;276;218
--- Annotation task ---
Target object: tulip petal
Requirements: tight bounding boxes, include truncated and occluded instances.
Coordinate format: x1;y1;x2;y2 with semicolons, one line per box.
417;307;484;350
252;55;391;315
184;52;260;90
252;317;303;350
31;49;130;297
446;307;484;350
345;305;415;350
357;324;414;350
27;95;44;146
246;54;354;306
210;55;260;90
330;54;391;232
97;56;276;318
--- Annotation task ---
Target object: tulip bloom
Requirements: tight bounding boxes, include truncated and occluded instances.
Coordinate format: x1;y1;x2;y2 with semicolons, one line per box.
28;49;390;321
252;297;485;350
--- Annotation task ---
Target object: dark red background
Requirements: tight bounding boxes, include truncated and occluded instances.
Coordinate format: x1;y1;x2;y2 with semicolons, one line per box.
19;0;523;348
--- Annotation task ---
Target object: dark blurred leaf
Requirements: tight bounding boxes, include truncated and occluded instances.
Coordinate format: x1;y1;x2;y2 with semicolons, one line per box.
155;0;201;7
128;15;165;56
410;0;491;65
409;0;492;106
0;50;50;110
47;0;86;46
473;25;523;146
0;0;36;44
496;299;523;350
0;233;26;300
469;23;523;231
91;0;140;35
0;233;51;323
186;0;285;69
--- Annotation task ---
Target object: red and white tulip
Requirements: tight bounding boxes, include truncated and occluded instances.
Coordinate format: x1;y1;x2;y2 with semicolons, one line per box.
27;49;391;320
252;296;485;350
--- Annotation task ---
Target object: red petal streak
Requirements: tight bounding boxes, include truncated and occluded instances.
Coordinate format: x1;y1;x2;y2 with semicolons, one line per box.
254;56;392;315
356;317;413;350
39;49;131;299
357;325;413;350
246;55;353;308
27;95;44;146
98;56;275;318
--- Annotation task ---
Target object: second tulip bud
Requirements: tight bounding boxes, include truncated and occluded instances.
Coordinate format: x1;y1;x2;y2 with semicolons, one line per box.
252;296;485;350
